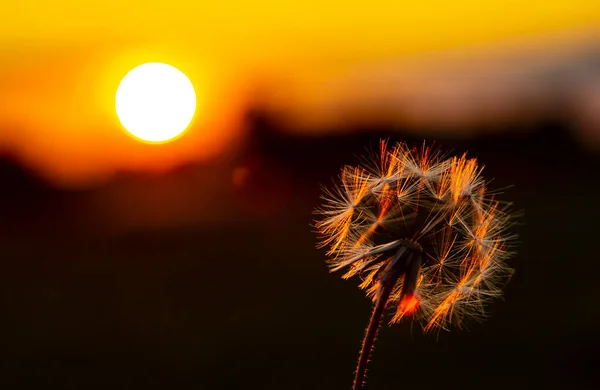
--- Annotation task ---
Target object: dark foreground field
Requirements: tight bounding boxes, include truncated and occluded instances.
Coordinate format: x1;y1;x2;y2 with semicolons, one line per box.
0;121;598;389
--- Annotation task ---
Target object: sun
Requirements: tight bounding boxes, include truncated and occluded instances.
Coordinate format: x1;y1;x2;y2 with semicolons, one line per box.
116;62;196;143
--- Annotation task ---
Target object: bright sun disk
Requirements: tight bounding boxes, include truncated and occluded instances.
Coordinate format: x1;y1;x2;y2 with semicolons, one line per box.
116;62;196;143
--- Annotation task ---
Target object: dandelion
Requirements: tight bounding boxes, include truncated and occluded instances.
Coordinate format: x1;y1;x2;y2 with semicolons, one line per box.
314;140;516;390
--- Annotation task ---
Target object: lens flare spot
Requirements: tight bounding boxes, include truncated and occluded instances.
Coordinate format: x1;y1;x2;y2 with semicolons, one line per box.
232;155;292;216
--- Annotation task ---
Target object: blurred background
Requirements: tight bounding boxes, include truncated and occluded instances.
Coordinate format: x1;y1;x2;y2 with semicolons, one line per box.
1;1;600;389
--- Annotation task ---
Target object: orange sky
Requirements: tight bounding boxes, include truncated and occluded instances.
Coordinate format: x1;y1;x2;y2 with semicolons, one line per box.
1;1;599;187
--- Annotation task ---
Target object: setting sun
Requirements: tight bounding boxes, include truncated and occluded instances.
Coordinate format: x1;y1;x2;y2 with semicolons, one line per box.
115;62;196;143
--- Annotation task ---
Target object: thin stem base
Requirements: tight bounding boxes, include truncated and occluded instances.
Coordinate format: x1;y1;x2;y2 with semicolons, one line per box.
352;281;395;390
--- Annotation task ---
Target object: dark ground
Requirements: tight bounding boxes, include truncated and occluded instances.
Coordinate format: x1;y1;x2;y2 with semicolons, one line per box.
0;114;599;389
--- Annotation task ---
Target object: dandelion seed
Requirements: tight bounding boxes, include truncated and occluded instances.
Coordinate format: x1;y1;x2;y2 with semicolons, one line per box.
314;140;516;390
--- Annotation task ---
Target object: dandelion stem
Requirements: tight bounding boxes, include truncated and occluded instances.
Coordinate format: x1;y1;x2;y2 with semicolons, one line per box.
353;277;396;390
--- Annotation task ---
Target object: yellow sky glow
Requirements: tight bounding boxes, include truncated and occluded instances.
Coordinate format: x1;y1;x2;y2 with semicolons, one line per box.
0;1;599;186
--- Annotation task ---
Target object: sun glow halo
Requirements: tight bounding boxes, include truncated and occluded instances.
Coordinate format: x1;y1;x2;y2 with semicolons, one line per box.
116;62;196;143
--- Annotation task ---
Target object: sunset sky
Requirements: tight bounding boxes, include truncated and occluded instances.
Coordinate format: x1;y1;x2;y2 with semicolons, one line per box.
1;1;599;186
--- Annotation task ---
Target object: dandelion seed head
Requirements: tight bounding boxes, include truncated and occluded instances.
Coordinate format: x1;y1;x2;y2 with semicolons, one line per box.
315;140;516;332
